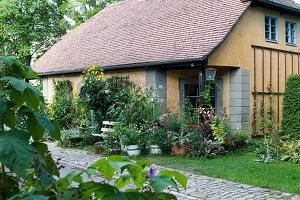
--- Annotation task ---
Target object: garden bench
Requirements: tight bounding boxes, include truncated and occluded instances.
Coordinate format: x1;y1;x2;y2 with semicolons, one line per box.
92;121;118;138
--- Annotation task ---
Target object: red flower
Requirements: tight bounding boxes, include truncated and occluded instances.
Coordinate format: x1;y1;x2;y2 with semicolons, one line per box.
198;126;201;130
224;137;227;140
215;130;219;133
192;124;196;128
187;124;191;128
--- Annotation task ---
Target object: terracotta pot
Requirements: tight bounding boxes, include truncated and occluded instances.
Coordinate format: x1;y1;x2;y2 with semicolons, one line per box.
171;142;189;156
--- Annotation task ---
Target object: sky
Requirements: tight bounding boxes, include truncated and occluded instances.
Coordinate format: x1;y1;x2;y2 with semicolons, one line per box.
295;0;300;4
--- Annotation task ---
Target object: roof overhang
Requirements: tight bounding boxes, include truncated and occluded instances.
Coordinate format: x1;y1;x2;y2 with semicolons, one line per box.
37;57;206;77
253;0;300;16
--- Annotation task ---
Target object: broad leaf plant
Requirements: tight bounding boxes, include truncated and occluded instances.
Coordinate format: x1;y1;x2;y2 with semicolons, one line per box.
0;56;187;199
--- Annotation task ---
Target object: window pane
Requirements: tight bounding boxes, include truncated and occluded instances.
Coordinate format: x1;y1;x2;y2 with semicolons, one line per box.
286;35;290;43
265;24;269;31
271;32;276;40
271;25;275;32
265;17;269;25
265;31;270;39
271;18;275;26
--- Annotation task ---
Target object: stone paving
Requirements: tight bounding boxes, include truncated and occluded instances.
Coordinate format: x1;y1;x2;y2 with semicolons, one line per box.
47;142;300;200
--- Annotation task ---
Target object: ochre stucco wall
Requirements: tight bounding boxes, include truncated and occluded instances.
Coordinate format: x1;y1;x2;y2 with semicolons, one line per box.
166;68;230;110
208;6;300;132
46;68;146;102
166;69;198;108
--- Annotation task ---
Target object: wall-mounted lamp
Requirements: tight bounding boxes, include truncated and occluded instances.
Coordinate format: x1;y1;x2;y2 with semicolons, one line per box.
205;68;217;81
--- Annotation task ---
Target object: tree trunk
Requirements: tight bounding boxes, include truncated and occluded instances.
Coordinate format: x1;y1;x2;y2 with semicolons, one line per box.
25;55;32;66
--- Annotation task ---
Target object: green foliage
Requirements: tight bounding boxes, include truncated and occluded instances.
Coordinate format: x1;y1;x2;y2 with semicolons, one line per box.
120;125;142;146
280;140;300;164
0;0;68;64
200;81;217;108
40;155;187;199
61;0;122;30
50;80;78;129
281;74;300;140
108;82;156;125
0;55;61;199
1;56;187;199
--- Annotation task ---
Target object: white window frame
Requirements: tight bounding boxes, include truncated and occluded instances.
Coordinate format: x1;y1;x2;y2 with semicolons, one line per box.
285;20;297;46
264;14;278;43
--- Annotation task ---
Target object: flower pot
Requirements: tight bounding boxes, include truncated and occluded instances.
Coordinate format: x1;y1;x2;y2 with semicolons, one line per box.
126;145;141;156
94;143;105;154
171;142;189;156
150;145;162;155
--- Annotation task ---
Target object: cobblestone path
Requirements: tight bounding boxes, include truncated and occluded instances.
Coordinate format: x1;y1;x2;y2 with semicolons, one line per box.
47;142;300;200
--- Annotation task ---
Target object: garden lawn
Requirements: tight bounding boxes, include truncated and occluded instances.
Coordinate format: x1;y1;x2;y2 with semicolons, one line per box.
135;151;300;195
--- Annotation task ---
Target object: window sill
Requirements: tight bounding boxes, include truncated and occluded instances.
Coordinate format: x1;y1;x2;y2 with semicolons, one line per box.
285;43;297;47
265;39;278;44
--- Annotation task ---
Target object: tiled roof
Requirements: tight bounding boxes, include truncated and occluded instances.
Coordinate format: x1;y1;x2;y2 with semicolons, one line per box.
266;0;300;10
33;0;251;74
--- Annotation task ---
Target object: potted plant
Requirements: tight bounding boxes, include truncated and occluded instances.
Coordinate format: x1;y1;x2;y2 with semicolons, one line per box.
121;125;141;156
169;130;190;156
149;126;166;154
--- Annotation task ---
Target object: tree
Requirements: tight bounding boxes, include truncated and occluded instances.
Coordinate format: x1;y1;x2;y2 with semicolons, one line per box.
61;0;122;30
0;0;69;66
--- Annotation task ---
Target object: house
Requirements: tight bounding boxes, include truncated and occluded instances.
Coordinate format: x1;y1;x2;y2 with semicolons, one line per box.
32;0;300;132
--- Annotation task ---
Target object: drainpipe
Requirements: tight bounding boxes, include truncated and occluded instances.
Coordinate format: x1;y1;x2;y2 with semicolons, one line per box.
198;59;207;106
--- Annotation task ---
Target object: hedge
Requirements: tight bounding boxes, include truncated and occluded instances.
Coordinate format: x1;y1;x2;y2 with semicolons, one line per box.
281;74;300;140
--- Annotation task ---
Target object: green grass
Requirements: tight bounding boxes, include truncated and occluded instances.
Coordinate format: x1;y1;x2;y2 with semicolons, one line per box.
135;151;300;194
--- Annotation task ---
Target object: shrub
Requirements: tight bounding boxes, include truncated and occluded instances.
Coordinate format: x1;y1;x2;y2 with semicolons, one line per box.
280;140;300;164
50;80;78;129
281;74;300;140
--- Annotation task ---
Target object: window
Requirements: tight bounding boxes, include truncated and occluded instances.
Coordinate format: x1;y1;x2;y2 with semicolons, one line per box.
265;15;278;42
285;20;297;46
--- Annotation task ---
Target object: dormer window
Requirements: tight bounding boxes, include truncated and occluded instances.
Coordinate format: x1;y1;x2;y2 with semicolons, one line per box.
285;20;297;46
265;15;278;42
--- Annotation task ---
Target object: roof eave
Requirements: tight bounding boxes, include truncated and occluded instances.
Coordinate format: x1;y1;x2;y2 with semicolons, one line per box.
255;0;300;13
37;57;206;76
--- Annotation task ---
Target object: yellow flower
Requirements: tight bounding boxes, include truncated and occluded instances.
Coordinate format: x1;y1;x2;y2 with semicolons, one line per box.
100;68;104;71
97;62;100;66
92;64;95;68
89;57;92;59
101;72;104;75
91;71;94;74
95;71;98;74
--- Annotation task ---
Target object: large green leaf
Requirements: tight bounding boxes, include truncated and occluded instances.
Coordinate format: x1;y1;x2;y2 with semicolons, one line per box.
0;129;35;178
22;195;49;200
56;188;83;200
0;56;39;79
94;184;127;200
0;173;20;199
90;159;115;182
159;169;188;190
2;100;16;128
0;76;42;110
31;142;59;177
19;107;55;141
151;174;179;193
115;174;132;189
0;97;5;118
51;120;61;140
